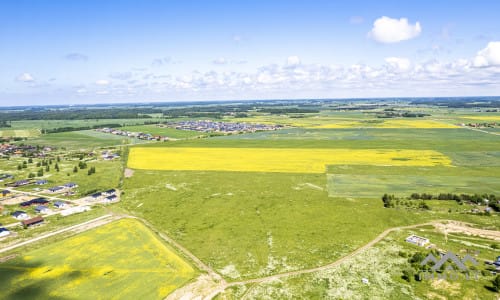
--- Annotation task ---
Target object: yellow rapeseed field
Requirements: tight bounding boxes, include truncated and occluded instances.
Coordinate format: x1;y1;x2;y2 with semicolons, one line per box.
1;219;196;299
128;147;452;173
312;119;458;129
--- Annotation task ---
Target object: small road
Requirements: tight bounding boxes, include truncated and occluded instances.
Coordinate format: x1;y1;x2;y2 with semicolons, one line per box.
0;214;117;254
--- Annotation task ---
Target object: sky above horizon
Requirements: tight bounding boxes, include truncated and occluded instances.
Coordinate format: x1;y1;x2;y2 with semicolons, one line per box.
1;0;500;106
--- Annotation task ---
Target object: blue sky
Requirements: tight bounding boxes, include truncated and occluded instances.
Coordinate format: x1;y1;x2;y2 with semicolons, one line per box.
1;0;500;105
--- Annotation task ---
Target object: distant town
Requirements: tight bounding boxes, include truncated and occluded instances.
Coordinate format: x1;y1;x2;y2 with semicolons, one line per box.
166;120;283;133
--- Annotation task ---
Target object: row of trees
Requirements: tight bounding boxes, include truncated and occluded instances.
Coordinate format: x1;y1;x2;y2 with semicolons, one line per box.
382;194;430;210
409;192;497;203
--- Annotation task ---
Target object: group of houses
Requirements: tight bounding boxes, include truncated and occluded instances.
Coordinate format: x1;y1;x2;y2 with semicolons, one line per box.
460;122;498;128
95;127;170;141
0;144;53;158
47;182;78;193
100;150;120;161
87;189;118;203
168;120;282;133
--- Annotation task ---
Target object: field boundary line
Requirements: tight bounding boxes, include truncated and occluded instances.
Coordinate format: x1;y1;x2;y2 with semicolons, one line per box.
127;216;225;284
0;214;116;254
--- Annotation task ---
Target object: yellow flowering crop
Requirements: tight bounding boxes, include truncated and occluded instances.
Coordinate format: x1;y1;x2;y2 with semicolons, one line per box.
128;147;452;173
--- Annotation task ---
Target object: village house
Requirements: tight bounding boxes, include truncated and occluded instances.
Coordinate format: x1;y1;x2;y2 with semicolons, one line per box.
1;190;11;197
11;211;29;220
22;216;44;228
104;194;117;202
35;205;50;214
0;227;10;238
35;180;48;185
54;201;68;209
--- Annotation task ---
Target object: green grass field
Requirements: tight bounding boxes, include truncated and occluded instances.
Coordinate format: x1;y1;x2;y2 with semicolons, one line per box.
0;218;197;300
119;125;201;139
0;155;122;198
22;131;142;149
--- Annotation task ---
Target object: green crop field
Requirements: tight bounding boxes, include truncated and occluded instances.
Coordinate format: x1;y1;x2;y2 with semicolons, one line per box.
0;218;197;299
119;124;201;138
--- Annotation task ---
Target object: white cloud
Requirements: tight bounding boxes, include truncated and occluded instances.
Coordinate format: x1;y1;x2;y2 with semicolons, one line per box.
385;57;412;72
369;16;421;43
213;57;227;65
95;79;110;86
65;53;88;62
16;73;35;82
473;41;500;67
287;56;301;66
76;88;87;94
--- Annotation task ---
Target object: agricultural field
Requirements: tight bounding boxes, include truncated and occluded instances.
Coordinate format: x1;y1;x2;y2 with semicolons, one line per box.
6;119;161;131
22;131;140;150
0;218;197;299
118;125;201;139
312;119;458;129
0;129;40;138
128;147;451;173
327;165;500;198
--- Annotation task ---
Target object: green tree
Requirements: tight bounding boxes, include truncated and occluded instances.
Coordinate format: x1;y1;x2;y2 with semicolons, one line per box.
37;168;43;177
492;275;500;292
45;165;50;172
28;157;33;163
73;166;78;173
55;163;60;172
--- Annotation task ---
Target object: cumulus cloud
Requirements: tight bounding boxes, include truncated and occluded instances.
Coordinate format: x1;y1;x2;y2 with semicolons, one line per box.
95;79;110;86
16;73;35;82
473;41;500;67
213;57;227;65
65;53;88;61
287;56;301;67
385;57;412;72
369;16;421;43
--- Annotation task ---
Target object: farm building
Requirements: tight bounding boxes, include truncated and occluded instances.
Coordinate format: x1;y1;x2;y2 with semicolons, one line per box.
405;235;430;247
35;205;50;214
54;201;68;209
22;216;44;228
104;195;117;202
11;211;28;220
0;227;10;237
35;180;48;185
103;189;116;196
1;190;11;197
